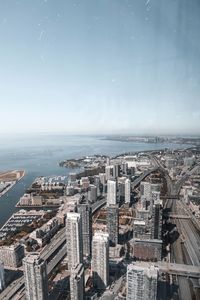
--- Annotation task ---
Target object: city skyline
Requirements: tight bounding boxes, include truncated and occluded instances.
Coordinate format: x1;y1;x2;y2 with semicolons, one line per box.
0;0;200;135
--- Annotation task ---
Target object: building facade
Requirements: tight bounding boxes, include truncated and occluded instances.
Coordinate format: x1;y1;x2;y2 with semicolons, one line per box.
125;178;131;204
107;205;119;246
0;243;25;268
92;232;109;290
23;254;48;300
0;261;5;292
77;203;92;257
127;263;158;300
70;263;85;300
107;179;117;206
66;213;83;270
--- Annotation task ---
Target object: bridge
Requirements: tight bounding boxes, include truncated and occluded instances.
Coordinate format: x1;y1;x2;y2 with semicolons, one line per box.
155;262;200;278
131;167;158;190
168;214;190;219
92;198;106;214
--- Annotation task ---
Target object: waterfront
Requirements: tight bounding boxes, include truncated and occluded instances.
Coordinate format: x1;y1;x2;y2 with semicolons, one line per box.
0;134;190;227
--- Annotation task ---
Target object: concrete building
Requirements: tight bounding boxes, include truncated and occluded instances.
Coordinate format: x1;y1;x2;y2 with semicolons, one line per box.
131;238;162;261
0;261;5;292
66;185;75;196
133;220;150;240
107;179;117;206
81;177;90;189
29;217;61;247
106;157;110;166
0;243;25;268
151;203;162;240
77;203;92;257
127;262;158;300
151;190;160;203
125;178;131;204
105;166;113;181
121;162;128;175
92;232;109;290
70;263;85;300
69;173;77;183
99;173;106;185
140;182;151;200
94;175;101;196
107;205;119;246
66;213;83;270
165;158;176;169
23;253;48;300
136;208;150;223
150;184;161;193
99;173;106;195
113;164;119;179
88;185;97;203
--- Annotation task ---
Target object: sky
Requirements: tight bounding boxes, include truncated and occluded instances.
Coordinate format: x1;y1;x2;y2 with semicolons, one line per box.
0;0;200;136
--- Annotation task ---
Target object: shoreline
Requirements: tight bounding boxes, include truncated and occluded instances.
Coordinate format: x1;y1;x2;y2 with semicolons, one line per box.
0;170;25;199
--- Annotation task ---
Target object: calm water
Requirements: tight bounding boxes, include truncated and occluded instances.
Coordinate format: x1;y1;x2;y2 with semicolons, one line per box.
0;134;189;227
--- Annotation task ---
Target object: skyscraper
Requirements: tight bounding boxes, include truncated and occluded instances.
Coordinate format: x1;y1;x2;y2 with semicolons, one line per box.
107;179;117;206
0;261;5;292
105;166;113;181
107;205;119;246
92;232;109;290
66;213;83;270
125;178;131;204
23;253;48;300
140;182;151;200
151;203;162;240
88;185;97;203
126;263;158;300
70;264;85;300
77;203;92;257
113;164;119;178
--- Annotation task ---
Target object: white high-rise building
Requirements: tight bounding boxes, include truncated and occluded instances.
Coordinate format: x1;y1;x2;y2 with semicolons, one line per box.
107;179;117;205
106;157;110;166
126;262;158;300
66;213;83;270
125;178;131;204
140;182;151;200
99;173;106;185
92;232;109;290
70;264;85;300
23;253;48;300
151;191;161;205
105;166;113;181
0;261;5;292
88;185;97;203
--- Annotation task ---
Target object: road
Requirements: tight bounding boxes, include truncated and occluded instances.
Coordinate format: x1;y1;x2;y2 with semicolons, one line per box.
169;198;200;300
0;199;107;299
131;166;158;190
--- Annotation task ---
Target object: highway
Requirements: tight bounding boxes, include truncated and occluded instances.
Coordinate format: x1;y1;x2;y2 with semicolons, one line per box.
0;199;107;299
150;155;175;196
0;277;24;300
168;197;200;300
173;164;200;195
131;166;158;190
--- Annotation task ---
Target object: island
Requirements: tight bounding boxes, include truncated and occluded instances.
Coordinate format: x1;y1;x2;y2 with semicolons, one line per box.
0;170;25;198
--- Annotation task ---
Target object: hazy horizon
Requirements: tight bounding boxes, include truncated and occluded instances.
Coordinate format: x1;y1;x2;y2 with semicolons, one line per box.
1;0;200;135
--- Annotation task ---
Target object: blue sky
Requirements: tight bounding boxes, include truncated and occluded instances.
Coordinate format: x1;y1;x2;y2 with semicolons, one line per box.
0;0;200;135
